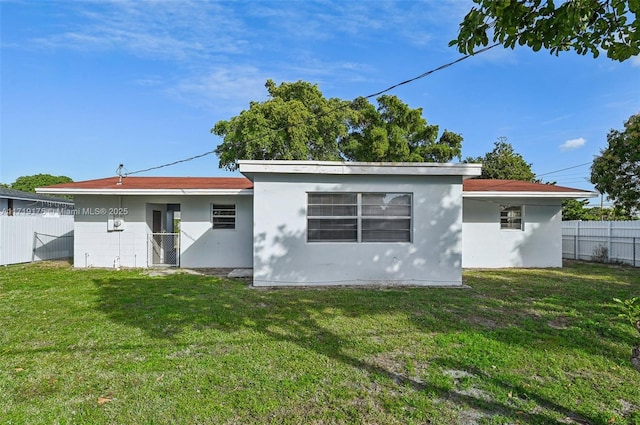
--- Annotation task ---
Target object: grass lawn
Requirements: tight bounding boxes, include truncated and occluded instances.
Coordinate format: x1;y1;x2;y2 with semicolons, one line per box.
1;261;639;424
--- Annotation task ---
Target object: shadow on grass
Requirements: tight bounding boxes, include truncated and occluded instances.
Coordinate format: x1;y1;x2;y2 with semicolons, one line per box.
91;263;640;423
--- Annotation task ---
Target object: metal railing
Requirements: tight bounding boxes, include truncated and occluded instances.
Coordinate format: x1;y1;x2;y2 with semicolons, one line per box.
148;233;180;266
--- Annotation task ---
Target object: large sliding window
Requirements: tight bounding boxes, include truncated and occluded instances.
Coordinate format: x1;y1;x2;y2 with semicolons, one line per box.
307;192;412;243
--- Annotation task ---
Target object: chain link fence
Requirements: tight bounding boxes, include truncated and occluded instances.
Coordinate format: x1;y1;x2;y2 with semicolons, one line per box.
149;233;180;266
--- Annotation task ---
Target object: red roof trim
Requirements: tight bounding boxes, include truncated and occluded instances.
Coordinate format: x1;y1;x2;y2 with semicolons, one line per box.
44;176;254;190
43;177;589;194
463;179;592;193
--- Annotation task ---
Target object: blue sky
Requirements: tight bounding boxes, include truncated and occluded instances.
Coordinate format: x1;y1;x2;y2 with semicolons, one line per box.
1;0;638;198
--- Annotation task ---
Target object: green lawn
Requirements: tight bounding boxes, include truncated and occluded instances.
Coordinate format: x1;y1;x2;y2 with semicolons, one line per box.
1;261;638;424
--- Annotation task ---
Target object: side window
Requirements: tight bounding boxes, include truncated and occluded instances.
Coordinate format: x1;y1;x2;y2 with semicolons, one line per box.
500;205;523;230
212;204;236;229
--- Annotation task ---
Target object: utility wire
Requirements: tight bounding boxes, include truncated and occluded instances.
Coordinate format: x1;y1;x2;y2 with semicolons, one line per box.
363;43;500;99
126;149;217;176
124;43;501;176
534;161;592;178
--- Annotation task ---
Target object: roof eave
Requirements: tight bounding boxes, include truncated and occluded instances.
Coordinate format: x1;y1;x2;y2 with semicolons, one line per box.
462;191;599;199
36;188;254;196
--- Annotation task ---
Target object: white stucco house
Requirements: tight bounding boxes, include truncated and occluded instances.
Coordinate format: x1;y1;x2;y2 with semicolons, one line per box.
37;160;596;286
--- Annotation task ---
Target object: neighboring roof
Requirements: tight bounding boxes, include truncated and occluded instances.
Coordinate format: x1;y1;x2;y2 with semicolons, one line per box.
239;160;483;178
0;187;74;205
463;179;598;199
36;176;254;196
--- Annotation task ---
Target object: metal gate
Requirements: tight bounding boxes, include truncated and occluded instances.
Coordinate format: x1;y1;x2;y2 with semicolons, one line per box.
149;233;180;266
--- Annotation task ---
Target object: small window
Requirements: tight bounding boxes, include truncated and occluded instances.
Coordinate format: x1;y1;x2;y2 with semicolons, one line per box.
212;204;236;229
500;205;523;230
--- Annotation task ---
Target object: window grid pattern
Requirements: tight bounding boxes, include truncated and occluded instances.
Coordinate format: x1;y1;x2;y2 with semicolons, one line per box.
212;204;236;229
500;205;523;230
307;193;412;243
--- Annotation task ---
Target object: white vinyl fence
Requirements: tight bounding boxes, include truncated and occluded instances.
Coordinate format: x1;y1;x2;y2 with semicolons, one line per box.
0;215;74;266
562;221;640;267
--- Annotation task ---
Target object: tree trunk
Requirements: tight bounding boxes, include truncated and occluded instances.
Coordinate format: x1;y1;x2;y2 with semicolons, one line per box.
632;346;640;373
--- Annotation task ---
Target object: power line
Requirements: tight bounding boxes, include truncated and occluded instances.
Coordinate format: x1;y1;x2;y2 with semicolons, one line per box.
534;162;591;178
126;149;217;176
124;43;501;176
362;43;500;99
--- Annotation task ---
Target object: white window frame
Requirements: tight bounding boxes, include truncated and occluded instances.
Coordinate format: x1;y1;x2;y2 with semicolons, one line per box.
500;205;524;231
212;204;236;230
307;192;412;243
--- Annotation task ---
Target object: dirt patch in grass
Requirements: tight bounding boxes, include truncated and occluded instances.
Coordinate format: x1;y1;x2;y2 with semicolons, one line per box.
547;316;572;330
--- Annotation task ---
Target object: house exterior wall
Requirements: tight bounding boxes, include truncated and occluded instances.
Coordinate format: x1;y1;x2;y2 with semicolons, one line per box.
72;194;252;268
251;174;464;286
462;198;563;268
179;195;253;268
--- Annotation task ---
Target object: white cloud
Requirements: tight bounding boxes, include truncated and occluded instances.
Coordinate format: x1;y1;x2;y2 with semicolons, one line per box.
31;2;249;60
167;65;270;114
631;55;640;67
559;137;586;151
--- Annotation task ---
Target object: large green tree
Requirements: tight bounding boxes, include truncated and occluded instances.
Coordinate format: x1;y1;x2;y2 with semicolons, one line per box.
465;138;536;181
213;80;463;170
11;174;73;192
590;113;640;216
451;0;639;61
339;95;462;163
212;79;351;171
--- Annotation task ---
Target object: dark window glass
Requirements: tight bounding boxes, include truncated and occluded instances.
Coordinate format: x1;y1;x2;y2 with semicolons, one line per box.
213;204;236;229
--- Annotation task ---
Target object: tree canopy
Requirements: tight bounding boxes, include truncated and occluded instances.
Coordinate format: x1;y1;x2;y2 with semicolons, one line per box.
212;80;351;171
464;138;536;181
561;199;599;221
10;174;73;193
212;80;463;171
339;95;462;163
451;0;639;62
590;113;640;216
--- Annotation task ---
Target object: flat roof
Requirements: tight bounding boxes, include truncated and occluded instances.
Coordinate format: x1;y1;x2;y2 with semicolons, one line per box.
238;160;483;178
